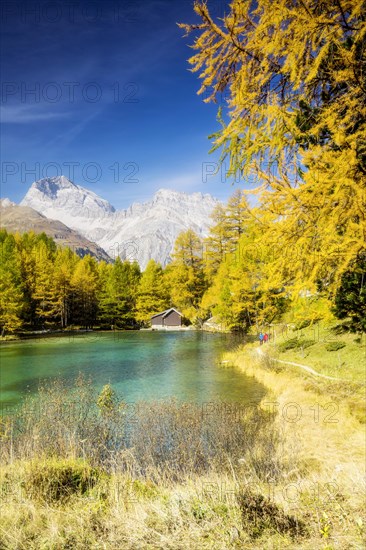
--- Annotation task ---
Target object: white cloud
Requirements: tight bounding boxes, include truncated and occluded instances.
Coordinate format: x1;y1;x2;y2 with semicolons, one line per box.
0;104;70;124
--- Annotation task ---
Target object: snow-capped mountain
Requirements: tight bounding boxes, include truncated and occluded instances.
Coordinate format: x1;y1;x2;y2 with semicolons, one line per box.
21;175;115;220
20;176;219;268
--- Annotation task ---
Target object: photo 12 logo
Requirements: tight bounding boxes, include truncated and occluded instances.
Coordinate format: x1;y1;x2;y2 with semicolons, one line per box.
1;2;143;25
1;81;140;105
1;161;140;185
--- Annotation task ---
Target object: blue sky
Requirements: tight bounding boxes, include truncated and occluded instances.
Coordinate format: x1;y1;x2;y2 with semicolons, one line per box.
1;0;246;209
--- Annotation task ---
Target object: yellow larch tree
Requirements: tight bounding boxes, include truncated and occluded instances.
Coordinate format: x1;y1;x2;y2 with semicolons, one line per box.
180;0;366;298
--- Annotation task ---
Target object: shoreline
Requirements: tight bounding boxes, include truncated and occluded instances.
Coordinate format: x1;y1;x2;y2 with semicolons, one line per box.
225;343;366;489
0;325;230;344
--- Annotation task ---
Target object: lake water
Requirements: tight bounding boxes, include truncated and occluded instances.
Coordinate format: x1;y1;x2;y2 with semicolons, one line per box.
0;331;265;410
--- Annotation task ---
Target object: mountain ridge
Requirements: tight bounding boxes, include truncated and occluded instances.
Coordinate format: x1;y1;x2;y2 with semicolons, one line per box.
19;176;219;268
0;200;111;262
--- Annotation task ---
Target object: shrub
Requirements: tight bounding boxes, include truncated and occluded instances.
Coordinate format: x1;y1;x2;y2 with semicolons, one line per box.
237;489;308;539
278;338;315;352
278;338;299;351
325;341;346;352
298;339;316;349
22;458;103;503
97;384;118;417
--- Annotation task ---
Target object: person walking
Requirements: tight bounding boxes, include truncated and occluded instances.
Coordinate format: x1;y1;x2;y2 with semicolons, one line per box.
264;332;269;343
259;332;264;345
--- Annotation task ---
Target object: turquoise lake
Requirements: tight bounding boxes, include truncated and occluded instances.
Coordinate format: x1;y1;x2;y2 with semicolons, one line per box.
0;331;265;410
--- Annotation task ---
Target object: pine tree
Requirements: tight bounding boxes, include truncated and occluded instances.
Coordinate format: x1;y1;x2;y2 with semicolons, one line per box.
97;258;139;329
97;261;114;328
71;256;99;329
0;231;23;335
167;230;207;322
128;261;141;323
333;252;366;333
201;214;289;331
172;229;204;268
0;270;23;335
110;259;135;327
53;247;78;328
201;260;236;329
204;204;231;278
226;189;250;250
16;232;38;327
136;260;170;325
32;240;58;327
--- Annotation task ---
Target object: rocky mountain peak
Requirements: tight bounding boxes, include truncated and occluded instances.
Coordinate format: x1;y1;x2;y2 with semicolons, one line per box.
19;177;220;269
21;175;116;220
30;175;77;198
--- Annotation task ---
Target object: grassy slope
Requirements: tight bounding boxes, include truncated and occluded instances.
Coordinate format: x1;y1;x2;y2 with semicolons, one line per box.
268;321;365;383
224;325;366;549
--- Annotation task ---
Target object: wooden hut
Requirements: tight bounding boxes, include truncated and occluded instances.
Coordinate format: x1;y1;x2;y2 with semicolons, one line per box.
151;308;183;329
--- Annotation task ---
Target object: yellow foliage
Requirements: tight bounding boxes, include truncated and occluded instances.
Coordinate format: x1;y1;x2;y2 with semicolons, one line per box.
180;0;366;295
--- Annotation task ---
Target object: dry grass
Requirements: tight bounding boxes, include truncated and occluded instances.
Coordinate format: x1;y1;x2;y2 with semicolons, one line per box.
224;344;366;549
0;371;365;549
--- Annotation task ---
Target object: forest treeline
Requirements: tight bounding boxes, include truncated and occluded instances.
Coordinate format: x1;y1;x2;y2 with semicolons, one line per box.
1;187;365;335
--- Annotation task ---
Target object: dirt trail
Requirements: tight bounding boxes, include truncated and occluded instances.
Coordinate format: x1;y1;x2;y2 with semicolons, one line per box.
255;347;357;383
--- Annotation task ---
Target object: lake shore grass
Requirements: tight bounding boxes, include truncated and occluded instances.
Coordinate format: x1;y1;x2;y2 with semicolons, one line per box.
0;379;301;549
